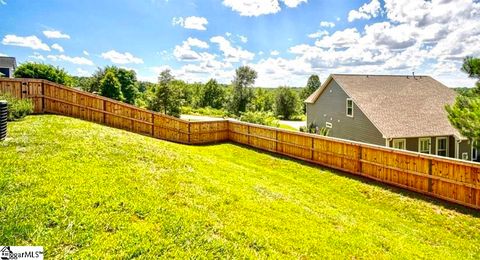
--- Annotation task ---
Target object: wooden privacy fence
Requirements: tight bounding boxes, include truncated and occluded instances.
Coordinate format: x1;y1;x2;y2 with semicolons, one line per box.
1;78;480;210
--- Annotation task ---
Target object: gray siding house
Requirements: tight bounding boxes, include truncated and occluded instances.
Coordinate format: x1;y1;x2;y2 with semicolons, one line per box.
0;57;16;78
305;74;478;162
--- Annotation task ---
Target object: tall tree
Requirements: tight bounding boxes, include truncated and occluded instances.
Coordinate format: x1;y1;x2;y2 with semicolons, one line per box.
14;62;73;86
100;71;124;101
446;57;480;144
300;75;321;112
275;86;300;120
148;70;181;117
230;66;257;115
199;79;225;109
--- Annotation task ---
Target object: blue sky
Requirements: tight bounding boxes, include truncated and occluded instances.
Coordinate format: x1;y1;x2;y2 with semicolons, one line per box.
1;0;479;87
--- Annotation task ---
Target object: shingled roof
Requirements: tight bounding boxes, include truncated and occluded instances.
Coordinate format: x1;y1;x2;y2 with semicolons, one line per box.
0;57;16;69
305;74;464;139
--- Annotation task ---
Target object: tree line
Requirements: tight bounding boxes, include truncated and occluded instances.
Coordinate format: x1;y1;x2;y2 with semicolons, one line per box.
11;62;321;124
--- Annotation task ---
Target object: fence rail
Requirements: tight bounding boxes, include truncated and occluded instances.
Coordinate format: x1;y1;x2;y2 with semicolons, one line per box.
1;78;479;209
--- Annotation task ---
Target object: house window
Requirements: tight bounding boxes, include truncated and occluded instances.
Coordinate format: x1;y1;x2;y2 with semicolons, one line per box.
418;138;431;154
346;98;353;117
325;122;332;128
436;137;448;157
393;139;406;150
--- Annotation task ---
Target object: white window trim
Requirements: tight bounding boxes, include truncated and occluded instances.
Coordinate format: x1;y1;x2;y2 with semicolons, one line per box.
436;137;449;157
346;98;354;117
393;139;407;150
418;138;431;154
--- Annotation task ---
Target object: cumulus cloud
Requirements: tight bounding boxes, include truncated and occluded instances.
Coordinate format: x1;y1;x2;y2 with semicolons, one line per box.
28;52;46;61
47;54;94;66
43;30;70;39
173;37;210;61
101;50;143;64
270;50;280;56
307;30;328;39
348;0;381;22
172;16;208;30
210;36;255;62
320;21;335;28
83;50;89;56
51;43;64;52
222;0;306;17
2;35;50;51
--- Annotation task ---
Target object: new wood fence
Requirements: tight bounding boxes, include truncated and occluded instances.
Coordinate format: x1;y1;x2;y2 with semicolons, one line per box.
1;78;479;209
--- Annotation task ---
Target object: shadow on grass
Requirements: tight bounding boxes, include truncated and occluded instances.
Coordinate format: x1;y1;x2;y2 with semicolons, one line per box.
225;141;480;217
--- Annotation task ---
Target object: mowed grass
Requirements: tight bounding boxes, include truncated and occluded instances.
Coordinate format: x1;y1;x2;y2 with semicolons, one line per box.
1;115;480;259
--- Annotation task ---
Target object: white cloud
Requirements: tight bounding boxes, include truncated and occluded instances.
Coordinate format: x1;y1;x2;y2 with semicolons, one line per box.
0;53;7;57
28;52;46;61
0;0;6;5
83;50;89;56
348;0;381;22
172;16;208;30
51;43;64;52
2;35;50;51
270;50;280;56
101;50;143;64
47;54;94;66
43;30;70;39
315;28;361;48
238;35;248;43
307;30;328;39
222;0;305;17
210;35;255;62
320;21;335;28
173;37;211;61
75;68;91;77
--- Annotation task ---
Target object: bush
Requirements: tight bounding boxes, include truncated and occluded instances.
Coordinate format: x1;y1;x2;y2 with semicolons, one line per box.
181;106;230;118
239;111;279;127
14;62;73;86
0;94;34;121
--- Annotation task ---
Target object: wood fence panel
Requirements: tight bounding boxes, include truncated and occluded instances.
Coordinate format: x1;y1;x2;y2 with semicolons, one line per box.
189;121;229;144
277;131;312;160
0;80;22;99
228;122;249;145
248;125;276;152
153;114;189;143
27;82;43;113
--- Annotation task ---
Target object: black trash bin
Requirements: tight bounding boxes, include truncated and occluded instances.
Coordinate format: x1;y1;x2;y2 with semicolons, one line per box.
0;100;7;141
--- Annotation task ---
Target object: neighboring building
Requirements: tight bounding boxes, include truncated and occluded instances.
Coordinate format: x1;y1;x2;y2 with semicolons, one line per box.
0;57;17;78
305;74;478;161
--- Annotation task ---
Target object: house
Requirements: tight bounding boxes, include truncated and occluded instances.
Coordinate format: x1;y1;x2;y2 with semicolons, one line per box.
0;57;17;78
305;74;478;162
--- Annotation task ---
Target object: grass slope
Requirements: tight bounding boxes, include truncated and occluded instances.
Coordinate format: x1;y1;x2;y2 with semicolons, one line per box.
1;115;480;258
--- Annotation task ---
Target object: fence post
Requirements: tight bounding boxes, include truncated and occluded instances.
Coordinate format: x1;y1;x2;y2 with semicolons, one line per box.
428;158;433;193
41;81;45;113
358;145;363;174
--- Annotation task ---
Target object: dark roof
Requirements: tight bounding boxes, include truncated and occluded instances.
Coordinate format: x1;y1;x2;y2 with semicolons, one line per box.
0;57;16;69
306;74;464;139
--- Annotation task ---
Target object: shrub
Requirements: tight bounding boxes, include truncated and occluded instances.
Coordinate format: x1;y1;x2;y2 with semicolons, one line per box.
239;111;279;127
181;106;230;118
0;94;34;121
14;62;73;86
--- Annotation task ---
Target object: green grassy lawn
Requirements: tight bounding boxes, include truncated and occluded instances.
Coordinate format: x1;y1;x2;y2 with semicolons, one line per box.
278;123;298;131
1;115;480;259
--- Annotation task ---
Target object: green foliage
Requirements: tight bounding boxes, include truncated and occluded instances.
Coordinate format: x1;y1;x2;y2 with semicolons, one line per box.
199;79;226;109
181;106;229;118
447;57;480;143
148;70;182;117
275;86;300;120
2;115;480;258
300;122;329;136
230;66;257;115
248;88;274;112
100;71;124;101
14;62;73;86
83;66;138;104
239;111;279;127
0;93;34;121
300;74;321;112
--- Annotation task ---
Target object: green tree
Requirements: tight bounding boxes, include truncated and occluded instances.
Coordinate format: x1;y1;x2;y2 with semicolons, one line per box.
148;70;181;117
300;75;321;112
14;62;73;86
100;71;124;101
115;68;138;104
230;66;257;115
446;57;480;144
275;86;300;120
199;79;225;109
248;88;274;112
